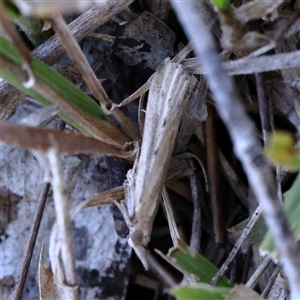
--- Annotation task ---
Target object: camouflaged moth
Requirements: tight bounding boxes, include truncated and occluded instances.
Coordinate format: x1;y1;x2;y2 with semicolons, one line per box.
117;58;196;269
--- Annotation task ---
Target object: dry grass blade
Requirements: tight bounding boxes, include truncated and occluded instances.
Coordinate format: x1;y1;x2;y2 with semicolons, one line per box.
49;13;141;142
162;187;181;245
246;257;272;289
117;58;196;269
210;207;262;284
13;183;50;300
70;186;125;219
172;1;300;297
183;51;300;75
47;147;79;299
0;122;136;160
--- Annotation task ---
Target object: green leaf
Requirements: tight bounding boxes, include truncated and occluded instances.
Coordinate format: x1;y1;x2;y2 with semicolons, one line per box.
260;173;300;260
265;131;300;170
210;0;231;11
157;240;233;287
0;35;106;134
171;283;231;300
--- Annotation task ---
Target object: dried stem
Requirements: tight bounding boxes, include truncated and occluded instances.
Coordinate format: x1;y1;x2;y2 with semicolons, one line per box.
205;103;225;244
171;1;300;298
49;13;141;142
183;50;300;75
189;166;202;253
13;183;50;300
255;73;271;144
261;264;282;298
211;206;262;285
246;256;272;289
47;147;79;299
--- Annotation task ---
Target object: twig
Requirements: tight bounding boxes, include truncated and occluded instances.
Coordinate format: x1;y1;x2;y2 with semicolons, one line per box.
47;147;79;299
205;103;225;244
255;73;271;144
49;14;141;142
171;2;300;298
246;256;272;289
211;206;262;285
13;183;50;300
261;264;282;298
183;50;300;75
189;165;202;253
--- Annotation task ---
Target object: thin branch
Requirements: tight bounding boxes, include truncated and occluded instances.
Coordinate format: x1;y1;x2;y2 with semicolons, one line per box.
211;206;262;285
246;256;272;289
189;164;202;253
47;147;79;299
171;1;300;298
183;50;300;75
13;183;50;300
0;122;136;161
205;103;225;244
255;73;271;144
261;264;282;298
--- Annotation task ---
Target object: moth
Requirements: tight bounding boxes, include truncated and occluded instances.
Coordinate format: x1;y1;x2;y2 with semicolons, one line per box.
117;58;196;269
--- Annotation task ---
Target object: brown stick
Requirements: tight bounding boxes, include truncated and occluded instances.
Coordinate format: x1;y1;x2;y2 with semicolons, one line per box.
13;183;50;300
205;103;225;244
